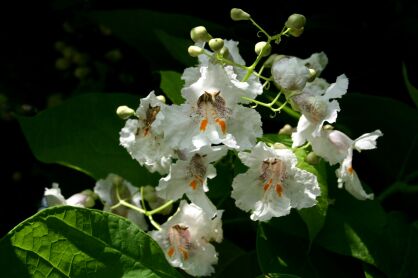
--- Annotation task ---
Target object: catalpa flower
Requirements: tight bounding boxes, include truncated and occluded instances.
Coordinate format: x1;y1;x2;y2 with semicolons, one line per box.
94;174;148;230
156;146;227;217
42;183;96;208
271;52;328;92
291;74;349;147
120;91;174;174
309;129;382;200
231;142;320;221
150;201;223;277
163;61;263;151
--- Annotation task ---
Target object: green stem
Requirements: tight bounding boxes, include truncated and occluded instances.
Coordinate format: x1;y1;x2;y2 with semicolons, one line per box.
146;200;174;216
249;18;270;39
119;199;146;214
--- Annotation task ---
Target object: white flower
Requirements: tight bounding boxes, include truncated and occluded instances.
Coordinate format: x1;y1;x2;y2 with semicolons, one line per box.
42;183;96;208
94;174;148;230
119;91;174;174
156;146;227;217
291;74;349;147
271;52;328;91
231;142;320;221
309;129;382;200
163;62;263;151
150;201;222;277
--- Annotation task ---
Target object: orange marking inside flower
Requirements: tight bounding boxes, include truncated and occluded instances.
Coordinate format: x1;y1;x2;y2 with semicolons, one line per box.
189;180;198;190
275;184;283;197
200;118;208;132
347;166;354;174
215;118;227;134
167;247;175;257
180;248;189;261
143;128;150;137
263;179;272;191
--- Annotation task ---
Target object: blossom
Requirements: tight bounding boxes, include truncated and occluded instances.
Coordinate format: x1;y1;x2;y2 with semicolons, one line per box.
291;74;349;147
119;91;174;174
42;183;96;208
309;129;383;200
271;52;328;91
163;61;263;151
94;174;148;230
231;142;320;221
150;201;222;277
156;146;227;217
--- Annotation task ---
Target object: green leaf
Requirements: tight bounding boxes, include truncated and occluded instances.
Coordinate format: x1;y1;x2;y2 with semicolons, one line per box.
17;93;160;186
88;9;224;67
159;71;185;105
402;63;418;108
294;148;328;243
258;134;293;147
0;206;181;278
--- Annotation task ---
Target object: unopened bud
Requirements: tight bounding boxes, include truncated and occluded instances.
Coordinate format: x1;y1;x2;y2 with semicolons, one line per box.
220;46;229;57
285;14;306;30
73;53;89;65
116;105;135;120
105;49;123;62
288;27;304;37
254;41;272;57
278;124;294;135
305;152;320;165
74;67;90;79
156;95;166;103
188;45;204;57
272;142;287;149
230;8;251;21
307;68;317;82
116;105;135;119
209;38;224;52
62;46;75;59
190;26;212;43
323;124;334;130
55;58;70;70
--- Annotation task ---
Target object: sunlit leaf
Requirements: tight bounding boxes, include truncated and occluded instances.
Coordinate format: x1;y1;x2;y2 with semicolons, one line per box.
0;206;181;277
159;71;185;105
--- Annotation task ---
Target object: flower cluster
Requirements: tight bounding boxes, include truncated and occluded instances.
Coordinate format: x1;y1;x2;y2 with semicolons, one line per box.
41;8;382;277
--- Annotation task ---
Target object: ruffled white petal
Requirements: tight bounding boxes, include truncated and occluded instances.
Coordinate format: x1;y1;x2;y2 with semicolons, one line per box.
272;57;310;91
43;183;66;207
354;130;383;151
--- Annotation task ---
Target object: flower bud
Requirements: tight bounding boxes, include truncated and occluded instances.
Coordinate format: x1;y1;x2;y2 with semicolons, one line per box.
156;95;166;103
285;14;306;30
230;8;251;21
116;105;135;119
208;38;224;52
105;49;123;62
305;152;320;165
254;41;272;57
307;68;317;82
220;46;229;57
190;26;212;43
73;53;89;65
323;124;334;130
74;67;90;79
188;45;204;57
55;58;70;70
285;14;306;37
278;124;294;135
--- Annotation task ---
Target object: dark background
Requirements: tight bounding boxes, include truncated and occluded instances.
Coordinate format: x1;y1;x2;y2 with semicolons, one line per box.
0;0;417;237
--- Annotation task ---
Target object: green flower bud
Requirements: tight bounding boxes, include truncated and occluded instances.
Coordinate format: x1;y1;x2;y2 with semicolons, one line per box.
285;14;306;30
74;67;90;79
278;124;294;135
116;105;135;119
188;45;204;57
230;8;251;21
323;124;334;130
190;26;212;43
305;152;320;165
285;14;306;37
62;46;75;59
254;41;272;57
105;49;123;62
54;41;66;52
55;58;71;70
220;46;229;57
209;38;224;52
73;53;89;65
